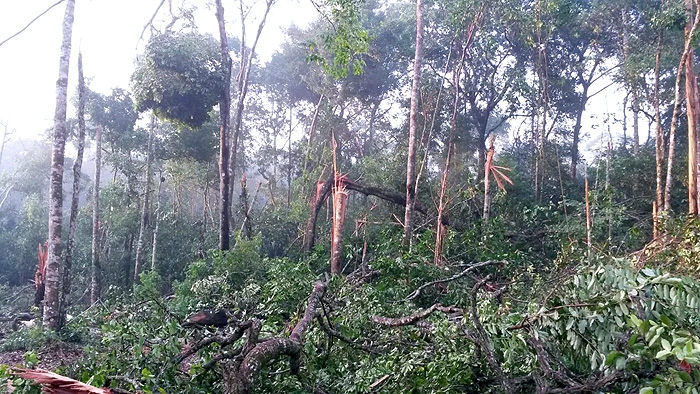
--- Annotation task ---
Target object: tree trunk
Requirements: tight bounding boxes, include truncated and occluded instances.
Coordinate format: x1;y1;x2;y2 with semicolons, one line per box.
665;1;700;211
687;0;700;215
215;0;232;251
44;0;75;331
654;32;665;220
134;115;155;284
90;125;102;304
435;41;468;266
230;0;274;230
571;84;590;180
403;0;424;247
483;136;495;225
151;175;164;271
330;179;348;274
60;51;86;328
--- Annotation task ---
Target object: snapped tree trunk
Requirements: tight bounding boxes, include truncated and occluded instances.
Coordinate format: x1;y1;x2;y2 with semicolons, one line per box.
60;51;86;328
330;178;348;274
215;0;232;251
44;0;75;331
91;125;103;305
403;0;424;247
134;115;155;285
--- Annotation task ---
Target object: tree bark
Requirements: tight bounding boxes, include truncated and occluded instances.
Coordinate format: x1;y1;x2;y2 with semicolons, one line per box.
44;0;75;331
403;0;423;247
151;175;164;271
60;51;86;328
222;281;327;394
215;0;232;251
687;0;700;215
91;125;102;304
330;180;348;274
229;0;275;230
570;81;591;180
654;32;665;219
665;1;700;211
134;115;155;284
483;135;495;227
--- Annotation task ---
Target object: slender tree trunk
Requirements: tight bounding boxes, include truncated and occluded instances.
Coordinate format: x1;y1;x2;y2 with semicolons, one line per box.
434;41;468;266
571;83;590;180
287;102;293;210
483;135;495;227
665;1;700;211
91;125;102;304
151;175;163;271
60;51;86;327
687;0;700;215
403;0;423;247
134;115;155;284
44;0;75;331
230;0;274;225
654;32;665;220
215;0;232;251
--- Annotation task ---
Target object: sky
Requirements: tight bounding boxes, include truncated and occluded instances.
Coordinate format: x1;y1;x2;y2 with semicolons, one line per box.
0;0;627;167
0;0;316;140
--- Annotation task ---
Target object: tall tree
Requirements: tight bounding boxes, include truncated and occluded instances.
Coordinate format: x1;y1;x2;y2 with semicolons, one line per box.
215;0;232;250
403;0;423;247
134;114;156;283
44;0;75;330
686;0;700;215
60;51;86;328
91;125;102;304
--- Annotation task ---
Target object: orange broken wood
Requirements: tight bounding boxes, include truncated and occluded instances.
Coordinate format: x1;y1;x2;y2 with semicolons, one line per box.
12;368;112;394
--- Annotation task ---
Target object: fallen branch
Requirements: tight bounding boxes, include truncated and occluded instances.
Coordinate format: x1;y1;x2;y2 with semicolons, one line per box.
370;304;462;327
12;368;125;394
405;260;502;300
222;280;328;394
317;317;380;354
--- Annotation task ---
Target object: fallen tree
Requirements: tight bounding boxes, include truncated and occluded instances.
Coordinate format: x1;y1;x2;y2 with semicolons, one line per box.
304;174;444;251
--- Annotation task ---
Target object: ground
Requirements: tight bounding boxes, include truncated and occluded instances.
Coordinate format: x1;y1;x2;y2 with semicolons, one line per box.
0;343;83;371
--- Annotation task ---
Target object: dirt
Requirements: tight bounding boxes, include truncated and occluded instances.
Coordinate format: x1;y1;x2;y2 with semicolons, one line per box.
0;343;83;370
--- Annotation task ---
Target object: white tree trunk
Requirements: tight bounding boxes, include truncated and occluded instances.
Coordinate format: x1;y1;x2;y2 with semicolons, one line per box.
403;0;423;247
44;0;75;330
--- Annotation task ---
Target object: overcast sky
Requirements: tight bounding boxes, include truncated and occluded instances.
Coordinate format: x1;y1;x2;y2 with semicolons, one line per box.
0;0;315;140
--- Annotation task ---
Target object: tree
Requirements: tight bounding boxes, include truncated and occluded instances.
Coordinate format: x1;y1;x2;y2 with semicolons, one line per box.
91;125;102;304
44;0;75;331
60;51;86;327
403;0;424;247
133;114;156;284
215;0;232;251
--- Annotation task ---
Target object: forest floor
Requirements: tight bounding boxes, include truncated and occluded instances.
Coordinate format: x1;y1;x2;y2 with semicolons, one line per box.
0;343;83;370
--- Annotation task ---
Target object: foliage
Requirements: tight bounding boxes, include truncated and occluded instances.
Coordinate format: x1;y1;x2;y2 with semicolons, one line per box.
131;32;225;128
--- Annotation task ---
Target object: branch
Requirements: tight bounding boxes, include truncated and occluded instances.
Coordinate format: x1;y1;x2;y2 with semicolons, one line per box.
138;0;167;44
237;280;327;390
0;0;65;48
317;317;380;354
463;275;514;393
370;304;462;326
405;260;502;300
175;322;250;365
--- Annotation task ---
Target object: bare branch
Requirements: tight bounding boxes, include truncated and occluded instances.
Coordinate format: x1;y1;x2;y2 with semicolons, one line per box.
0;0;65;48
405;260;502;300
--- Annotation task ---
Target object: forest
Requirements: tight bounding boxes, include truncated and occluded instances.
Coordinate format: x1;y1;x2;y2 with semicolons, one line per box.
3;0;700;393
